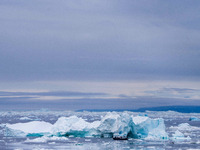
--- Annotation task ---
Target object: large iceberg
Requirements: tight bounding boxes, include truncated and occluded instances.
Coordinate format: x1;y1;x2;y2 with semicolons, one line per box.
5;112;168;140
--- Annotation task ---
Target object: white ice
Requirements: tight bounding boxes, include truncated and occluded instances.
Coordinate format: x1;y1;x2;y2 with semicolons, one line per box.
172;130;191;141
6;121;52;133
170;123;200;131
5;112;168;140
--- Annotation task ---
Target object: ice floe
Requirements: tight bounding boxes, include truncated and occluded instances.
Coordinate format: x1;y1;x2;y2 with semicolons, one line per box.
24;136;69;143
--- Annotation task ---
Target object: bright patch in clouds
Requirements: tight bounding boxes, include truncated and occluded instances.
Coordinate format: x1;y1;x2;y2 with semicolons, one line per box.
0;80;200;101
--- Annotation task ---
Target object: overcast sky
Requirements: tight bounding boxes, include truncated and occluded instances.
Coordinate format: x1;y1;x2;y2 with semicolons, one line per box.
0;0;200;110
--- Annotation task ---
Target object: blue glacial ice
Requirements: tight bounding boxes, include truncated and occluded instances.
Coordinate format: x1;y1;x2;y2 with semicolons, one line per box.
189;117;200;121
5;112;168;140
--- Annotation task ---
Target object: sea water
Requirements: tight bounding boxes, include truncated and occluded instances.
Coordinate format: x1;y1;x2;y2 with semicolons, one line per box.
0;110;200;150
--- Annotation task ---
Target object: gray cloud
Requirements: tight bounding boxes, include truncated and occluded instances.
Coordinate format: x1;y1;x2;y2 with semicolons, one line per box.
145;87;200;99
0;0;200;82
161;88;200;94
0;91;108;97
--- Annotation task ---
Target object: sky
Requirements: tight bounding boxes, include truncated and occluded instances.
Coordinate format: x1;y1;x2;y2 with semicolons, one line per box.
0;0;200;110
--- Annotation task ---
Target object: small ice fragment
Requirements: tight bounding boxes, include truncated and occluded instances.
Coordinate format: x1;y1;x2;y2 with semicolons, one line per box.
172;130;191;141
189;117;200;121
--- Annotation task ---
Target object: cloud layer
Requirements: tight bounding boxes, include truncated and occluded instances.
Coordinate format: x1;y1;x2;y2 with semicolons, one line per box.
0;0;200;81
0;90;200;111
0;1;200;109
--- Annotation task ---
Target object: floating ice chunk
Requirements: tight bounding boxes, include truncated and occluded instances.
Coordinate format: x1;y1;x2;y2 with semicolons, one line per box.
4;127;26;137
189;117;200;121
52;116;100;137
131;116;168;140
146;126;169;140
4;112;168;140
25;137;47;143
98;112;131;138
6;121;52;136
19;117;32;121
170;123;200;131
172;130;191;141
177;123;192;131
98;112;168;140
173;130;184;138
52;116;89;133
25;136;69;143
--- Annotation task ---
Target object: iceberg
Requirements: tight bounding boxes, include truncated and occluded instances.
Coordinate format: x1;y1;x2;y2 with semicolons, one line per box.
51;116;100;137
5;121;52;137
133;116;168;140
97;112;132;138
19;117;33;121
169;123;200;131
5;112;168;140
189;117;200;121
172;130;191;141
24;136;69;143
